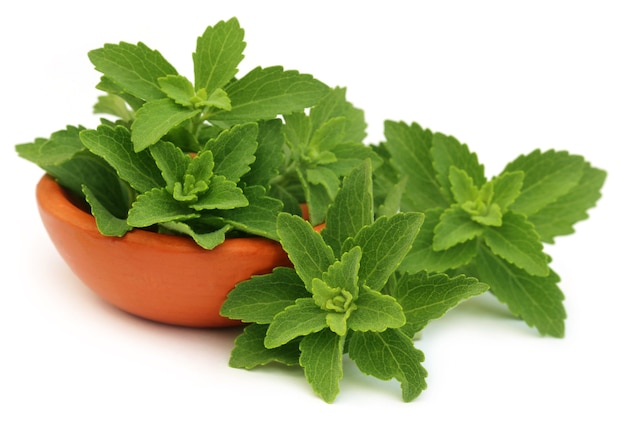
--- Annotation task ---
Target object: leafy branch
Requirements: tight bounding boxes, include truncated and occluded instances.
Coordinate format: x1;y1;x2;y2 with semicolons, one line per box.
221;160;489;402
377;120;607;337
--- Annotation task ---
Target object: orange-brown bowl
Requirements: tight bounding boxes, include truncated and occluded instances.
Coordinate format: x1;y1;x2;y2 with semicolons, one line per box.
36;174;293;327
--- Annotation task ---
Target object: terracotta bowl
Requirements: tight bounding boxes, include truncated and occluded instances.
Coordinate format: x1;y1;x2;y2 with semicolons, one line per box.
35;174;294;328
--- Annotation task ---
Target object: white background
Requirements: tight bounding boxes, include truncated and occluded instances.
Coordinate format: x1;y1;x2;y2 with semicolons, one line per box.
2;1;624;425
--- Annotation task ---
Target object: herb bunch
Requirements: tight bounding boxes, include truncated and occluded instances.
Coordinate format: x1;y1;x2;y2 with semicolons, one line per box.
221;160;489;402
375;121;607;337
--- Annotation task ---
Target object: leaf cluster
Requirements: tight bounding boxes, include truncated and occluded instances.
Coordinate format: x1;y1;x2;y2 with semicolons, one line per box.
221;160;489;402
16;18;373;246
377;121;607;337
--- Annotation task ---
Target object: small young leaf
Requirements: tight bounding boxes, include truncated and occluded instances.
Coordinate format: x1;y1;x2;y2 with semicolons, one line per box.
394;271;489;337
265;298;327;348
349;329;427;402
299;329;345;403
482;212;549;277
491;170;525;212
472;244;565;337
432;206;484;251
276;213;335;289
131;98;201;151
431;132;486;200
193;17;245;94
229;324;301;369
400;208;478;274
149;140;193;191
449;166;479;204
221;267;308;324
127;188;198;227
158;75;196;107
320;246;362;298
88;41;178;101
80;125;165;193
191;175;248;210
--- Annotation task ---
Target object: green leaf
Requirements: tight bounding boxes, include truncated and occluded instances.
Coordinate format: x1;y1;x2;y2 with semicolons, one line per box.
160;221;230;250
214;185;282;239
472;244;565;337
204;123;258;183
431;132;485;200
210;66;330;126
193;17;245;94
349;329;427;402
321;159;374;257
491;170;525;212
265;298;327;348
310;87;367;144
308;116;345;155
276;213;335;290
527;163;607;243
241;119;285;188
229;324;301;369
93;94;133;121
483;212;549;277
352;213;425;292
95;76;145;111
127;188;198;227
433;206;484;251
191;175;248;210
149;140;193;192
82;184;132;236
131;98;201;151
320;246;362;298
299;329;345;403
505;149;586;216
80;125;165;193
16;125;86;167
400;208;478;274
348;286;406;332
449;166;479;204
158;75;196;107
394;272;489;337
383;120;448;211
88;41;178;101
220;267;309;324
306;166;340;199
299;175;334;226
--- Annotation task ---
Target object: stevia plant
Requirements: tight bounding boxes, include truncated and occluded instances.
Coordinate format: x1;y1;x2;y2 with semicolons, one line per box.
375;120;607;337
221;160;489;402
14;16;608;404
15;18;375;247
